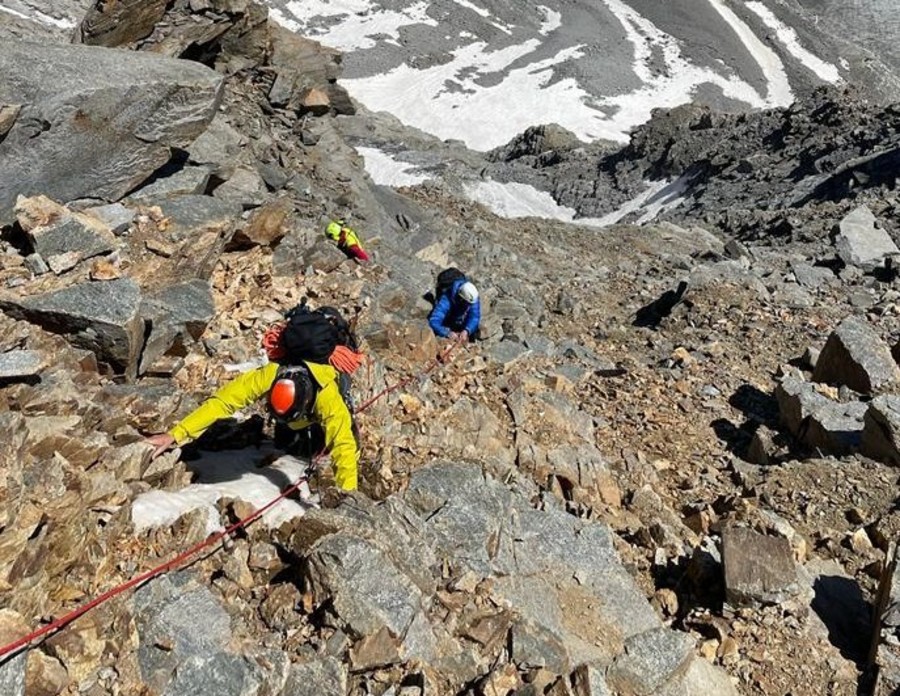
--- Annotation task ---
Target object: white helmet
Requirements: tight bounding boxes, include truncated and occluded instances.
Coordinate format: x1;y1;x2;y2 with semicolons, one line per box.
457;281;478;304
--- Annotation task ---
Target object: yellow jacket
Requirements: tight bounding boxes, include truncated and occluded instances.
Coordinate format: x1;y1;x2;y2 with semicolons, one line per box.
169;361;359;490
325;220;363;249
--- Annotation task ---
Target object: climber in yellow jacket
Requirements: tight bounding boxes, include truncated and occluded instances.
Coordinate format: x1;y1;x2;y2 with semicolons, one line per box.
326;219;370;262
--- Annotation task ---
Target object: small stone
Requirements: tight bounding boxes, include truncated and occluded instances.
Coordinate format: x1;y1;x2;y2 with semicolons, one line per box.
850;528;874;554
89;257;121;281
145;238;176;258
700;639;720;662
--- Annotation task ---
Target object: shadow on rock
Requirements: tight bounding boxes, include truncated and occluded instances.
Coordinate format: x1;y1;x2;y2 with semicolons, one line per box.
633;280;688;329
811;575;870;668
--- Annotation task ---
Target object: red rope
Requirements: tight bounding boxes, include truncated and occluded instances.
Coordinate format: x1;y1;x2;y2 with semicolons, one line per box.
0;336;464;662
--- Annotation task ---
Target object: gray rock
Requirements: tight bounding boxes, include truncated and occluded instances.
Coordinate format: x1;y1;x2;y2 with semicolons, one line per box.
790;260;835;289
125;167;211;205
23;253;48;276
722;526;799;607
862;395;900;466
487;339;531;366
157;195;241;240
161;652;283;696
812;316;900;393
775;375;866;455
305;534;426;639
282;657;346;696
835;205;899;270
139;279;215;375
0;278;144;377
25;214;116;262
84;203;135;235
0;42;223;223
135;573;232;694
186;115;244;168
607;628;694;696
212;167;268;208
656;656;739;696
0;350;44;379
0;651;24;696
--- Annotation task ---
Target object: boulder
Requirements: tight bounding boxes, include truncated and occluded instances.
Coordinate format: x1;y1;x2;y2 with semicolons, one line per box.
227;199;290;249
0;278;145;377
125;167;212;205
722;526;799;607
775;376;866;455
835;205;899;270
862;395;900;466
267;26;344;110
76;0;169;47
134;573;232;693
0;42;223;224
14;195;116;266
812;316;900;393
139;279;215;375
606;628;694;696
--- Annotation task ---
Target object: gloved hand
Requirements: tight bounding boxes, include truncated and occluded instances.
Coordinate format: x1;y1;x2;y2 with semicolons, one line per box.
145;433;176;459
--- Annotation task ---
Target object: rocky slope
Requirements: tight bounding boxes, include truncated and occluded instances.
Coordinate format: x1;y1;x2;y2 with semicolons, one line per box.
1;2;900;696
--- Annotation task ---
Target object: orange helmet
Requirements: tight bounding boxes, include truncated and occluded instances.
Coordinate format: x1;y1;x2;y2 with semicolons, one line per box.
267;366;316;422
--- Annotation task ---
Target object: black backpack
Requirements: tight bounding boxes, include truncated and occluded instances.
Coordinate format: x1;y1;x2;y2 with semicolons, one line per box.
281;303;356;365
435;267;466;301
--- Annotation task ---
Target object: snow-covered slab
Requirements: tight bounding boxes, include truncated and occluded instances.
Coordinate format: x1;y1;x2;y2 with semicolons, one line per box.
131;447;319;536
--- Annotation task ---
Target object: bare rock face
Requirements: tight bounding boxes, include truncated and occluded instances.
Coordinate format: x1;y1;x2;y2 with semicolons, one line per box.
0;41;223;224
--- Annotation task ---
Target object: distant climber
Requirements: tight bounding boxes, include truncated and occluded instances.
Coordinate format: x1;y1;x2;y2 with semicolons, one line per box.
428;267;481;341
145;303;364;492
326;218;370;262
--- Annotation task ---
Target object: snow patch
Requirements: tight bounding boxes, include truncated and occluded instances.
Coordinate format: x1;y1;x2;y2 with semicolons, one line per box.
464;177;687;227
278;0;436;52
464;180;578;220
0;3;75;28
745;1;842;84
131;449;317;535
453;0;490;18
357;146;433;187
706;0;793;106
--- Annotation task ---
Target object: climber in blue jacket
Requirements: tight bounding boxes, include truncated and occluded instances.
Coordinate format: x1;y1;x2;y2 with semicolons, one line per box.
428;273;481;341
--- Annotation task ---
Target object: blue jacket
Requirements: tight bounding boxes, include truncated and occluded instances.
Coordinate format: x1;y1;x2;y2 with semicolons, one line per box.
429;278;481;337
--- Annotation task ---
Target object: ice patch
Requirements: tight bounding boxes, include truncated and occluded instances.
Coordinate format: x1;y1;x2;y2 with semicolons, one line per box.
131;448;317;535
357;146;433;187
464;177;687;227
745;1;842;84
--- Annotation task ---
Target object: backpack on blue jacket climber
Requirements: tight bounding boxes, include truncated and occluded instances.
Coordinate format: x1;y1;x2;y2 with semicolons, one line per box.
435;267;466;303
